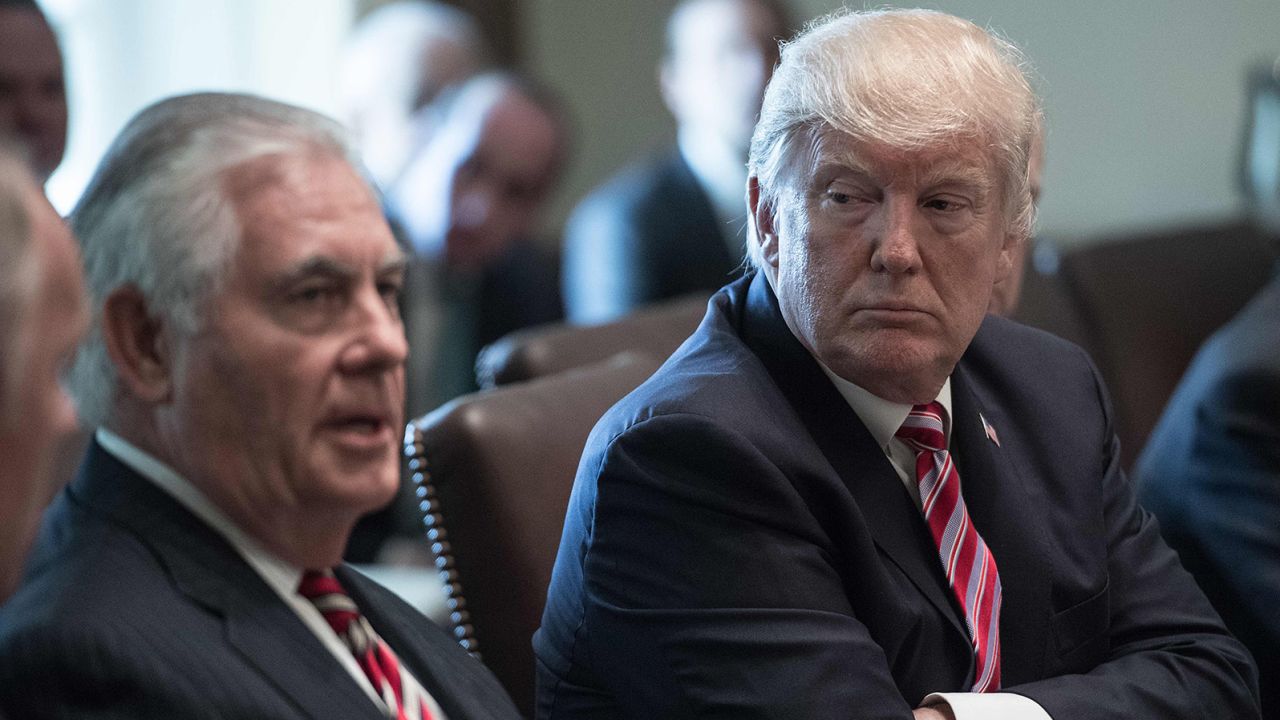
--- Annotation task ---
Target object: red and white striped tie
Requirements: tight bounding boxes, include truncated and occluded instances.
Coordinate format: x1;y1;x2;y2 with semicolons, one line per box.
298;569;437;720
896;402;1002;692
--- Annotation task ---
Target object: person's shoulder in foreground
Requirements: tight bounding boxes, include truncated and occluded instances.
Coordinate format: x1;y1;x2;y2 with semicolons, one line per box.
536;7;1260;720
0;91;519;720
1137;266;1280;719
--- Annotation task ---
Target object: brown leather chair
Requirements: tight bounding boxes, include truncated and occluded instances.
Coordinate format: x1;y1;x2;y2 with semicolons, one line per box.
1012;240;1091;351
474;292;709;388
404;352;664;716
1054;220;1275;468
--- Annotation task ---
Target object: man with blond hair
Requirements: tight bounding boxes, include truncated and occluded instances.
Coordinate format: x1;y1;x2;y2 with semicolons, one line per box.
537;9;1259;719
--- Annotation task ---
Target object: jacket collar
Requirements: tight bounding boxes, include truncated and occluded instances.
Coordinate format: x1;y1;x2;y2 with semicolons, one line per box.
68;441;388;719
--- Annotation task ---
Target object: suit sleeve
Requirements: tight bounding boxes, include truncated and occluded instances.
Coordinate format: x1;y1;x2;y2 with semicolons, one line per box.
1007;356;1261;719
1180;368;1280;655
562;195;659;324
578;412;919;720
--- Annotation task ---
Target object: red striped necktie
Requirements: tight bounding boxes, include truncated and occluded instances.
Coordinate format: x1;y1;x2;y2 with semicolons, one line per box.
896;402;1003;692
298;569;437;720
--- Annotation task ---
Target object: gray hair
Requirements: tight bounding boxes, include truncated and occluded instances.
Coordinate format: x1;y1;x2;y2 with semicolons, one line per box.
0;146;38;423
68;92;360;427
746;8;1042;266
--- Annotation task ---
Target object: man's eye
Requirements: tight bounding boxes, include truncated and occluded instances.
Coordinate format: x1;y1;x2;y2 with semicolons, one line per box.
294;286;340;304
829;191;852;204
923;197;965;212
378;281;402;305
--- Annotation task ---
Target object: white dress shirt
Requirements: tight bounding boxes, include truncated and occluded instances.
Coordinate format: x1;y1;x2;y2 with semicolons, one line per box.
813;368;1052;720
95;428;448;720
676;125;750;262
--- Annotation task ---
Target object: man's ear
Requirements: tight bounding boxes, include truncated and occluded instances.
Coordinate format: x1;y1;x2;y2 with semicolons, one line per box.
748;177;780;271
101;286;173;404
994;231;1020;282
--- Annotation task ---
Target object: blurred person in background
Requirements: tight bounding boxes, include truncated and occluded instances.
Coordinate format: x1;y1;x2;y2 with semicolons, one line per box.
0;145;85;602
0;0;67;184
388;71;566;419
1136;61;1280;720
562;0;789;323
337;0;488;192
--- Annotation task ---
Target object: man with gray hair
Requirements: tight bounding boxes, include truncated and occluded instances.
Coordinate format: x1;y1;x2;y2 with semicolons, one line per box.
0;145;85;602
0;92;520;719
536;9;1258;719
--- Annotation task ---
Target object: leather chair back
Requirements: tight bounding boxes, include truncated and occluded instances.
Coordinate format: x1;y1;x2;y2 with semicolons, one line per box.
475;292;708;388
404;353;664;716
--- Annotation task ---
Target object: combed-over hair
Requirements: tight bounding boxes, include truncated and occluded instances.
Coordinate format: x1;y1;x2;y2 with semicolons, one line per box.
746;8;1042;266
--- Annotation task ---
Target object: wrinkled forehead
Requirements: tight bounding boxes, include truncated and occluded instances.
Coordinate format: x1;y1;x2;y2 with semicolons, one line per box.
223;151;399;267
803;126;1000;190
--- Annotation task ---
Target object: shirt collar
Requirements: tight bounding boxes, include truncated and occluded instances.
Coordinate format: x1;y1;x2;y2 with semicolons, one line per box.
94;428;304;595
815;364;953;450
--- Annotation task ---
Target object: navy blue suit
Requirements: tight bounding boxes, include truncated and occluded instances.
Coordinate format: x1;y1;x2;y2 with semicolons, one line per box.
562;149;740;323
1137;268;1280;720
535;272;1258;719
0;442;521;719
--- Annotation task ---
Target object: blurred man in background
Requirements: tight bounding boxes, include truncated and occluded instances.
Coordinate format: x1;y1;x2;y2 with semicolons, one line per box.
389;72;566;418
0;145;85;602
1136;61;1280;720
337;0;488;192
0;0;67;184
562;0;788;323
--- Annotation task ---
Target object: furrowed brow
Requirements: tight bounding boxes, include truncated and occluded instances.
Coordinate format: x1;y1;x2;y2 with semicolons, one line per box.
275;256;358;288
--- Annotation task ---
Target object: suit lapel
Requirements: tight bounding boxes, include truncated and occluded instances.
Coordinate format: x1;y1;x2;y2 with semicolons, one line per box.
736;275;970;646
949;363;1052;684
341;567;502;720
73;442;385;720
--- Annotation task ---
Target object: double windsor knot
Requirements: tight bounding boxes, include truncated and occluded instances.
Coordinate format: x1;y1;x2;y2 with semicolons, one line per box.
896;402;1003;693
298;570;436;720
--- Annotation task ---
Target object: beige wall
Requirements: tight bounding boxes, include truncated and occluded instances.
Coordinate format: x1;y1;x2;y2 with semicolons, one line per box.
525;1;1280;247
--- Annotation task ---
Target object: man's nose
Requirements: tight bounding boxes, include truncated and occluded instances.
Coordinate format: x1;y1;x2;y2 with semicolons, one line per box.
870;198;923;274
455;185;494;230
341;289;409;373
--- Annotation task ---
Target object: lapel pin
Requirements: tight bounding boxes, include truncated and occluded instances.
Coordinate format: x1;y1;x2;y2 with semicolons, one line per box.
979;412;1001;447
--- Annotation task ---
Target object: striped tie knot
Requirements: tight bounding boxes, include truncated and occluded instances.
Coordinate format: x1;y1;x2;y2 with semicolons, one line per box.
298;569;438;719
893;401;1003;692
299;570;360;637
895;401;947;453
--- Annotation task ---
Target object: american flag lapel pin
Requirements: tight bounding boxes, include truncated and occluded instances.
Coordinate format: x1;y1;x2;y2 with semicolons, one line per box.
979;412;1001;447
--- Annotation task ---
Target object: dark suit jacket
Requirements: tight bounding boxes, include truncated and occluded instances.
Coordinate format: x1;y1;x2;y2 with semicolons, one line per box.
0;441;521;720
1137;268;1280;720
535;272;1259;719
562;148;741;324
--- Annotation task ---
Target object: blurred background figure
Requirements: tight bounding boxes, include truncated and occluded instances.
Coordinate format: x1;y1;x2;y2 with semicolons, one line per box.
347;71;566;567
389;71;567;419
337;0;488;192
0;145;86;600
562;0;788;324
1135;60;1280;720
0;0;67;184
989;132;1045;317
